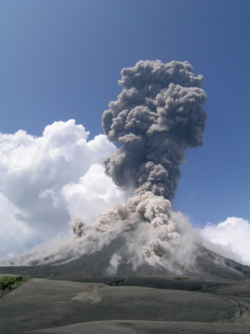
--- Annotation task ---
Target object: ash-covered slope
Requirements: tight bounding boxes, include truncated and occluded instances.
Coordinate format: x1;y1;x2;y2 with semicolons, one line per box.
195;245;250;281
1;230;249;282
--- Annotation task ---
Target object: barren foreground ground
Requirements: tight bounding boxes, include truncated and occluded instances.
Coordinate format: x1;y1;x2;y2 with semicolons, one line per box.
0;274;250;333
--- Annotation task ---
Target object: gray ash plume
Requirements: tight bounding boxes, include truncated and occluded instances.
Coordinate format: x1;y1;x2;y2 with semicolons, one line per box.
102;60;207;200
1;60;209;275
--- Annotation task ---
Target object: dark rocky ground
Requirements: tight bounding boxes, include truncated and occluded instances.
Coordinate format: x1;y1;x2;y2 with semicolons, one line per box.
0;274;250;333
26;320;250;334
1;244;250;333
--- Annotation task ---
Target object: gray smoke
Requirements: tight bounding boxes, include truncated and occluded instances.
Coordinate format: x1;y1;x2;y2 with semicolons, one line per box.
1;60;208;274
103;60;207;200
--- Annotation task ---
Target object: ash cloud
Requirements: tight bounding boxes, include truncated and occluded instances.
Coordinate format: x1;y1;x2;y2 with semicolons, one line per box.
5;60;248;273
100;60;208;271
0;60;209;273
103;60;207;200
29;60;207;272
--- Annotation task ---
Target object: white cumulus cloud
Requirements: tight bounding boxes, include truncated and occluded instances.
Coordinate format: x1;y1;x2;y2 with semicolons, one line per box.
0;120;131;260
62;163;133;224
201;217;250;265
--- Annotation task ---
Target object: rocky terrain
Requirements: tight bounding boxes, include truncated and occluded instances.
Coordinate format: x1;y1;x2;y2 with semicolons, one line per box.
0;273;250;333
1;245;250;333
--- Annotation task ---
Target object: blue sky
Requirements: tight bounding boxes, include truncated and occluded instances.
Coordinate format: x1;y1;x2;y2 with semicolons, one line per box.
1;0;249;234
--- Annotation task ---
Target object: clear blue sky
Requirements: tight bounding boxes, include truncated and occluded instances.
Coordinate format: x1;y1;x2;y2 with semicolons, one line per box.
1;0;249;228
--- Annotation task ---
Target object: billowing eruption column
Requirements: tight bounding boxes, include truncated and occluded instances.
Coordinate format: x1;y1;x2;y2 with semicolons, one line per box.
2;60;208;272
91;60;208;272
102;60;207;200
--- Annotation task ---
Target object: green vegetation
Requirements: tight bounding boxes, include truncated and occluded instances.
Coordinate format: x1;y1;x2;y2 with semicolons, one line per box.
0;276;30;291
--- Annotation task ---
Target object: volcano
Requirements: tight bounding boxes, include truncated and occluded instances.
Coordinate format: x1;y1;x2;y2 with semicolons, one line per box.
1;225;249;282
1;236;250;334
